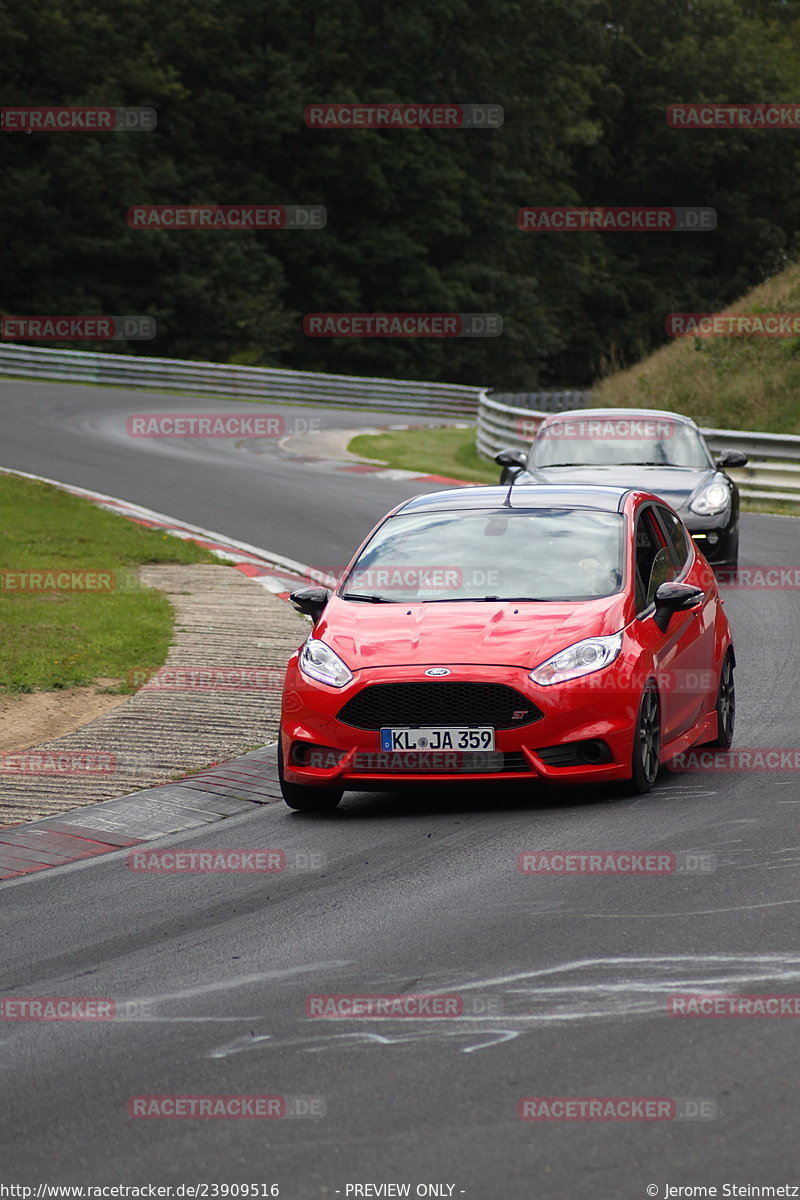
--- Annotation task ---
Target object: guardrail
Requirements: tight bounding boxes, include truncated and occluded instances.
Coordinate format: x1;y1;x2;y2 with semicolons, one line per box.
489;390;591;413
0;343;482;418
476;391;800;507
4;343;797;506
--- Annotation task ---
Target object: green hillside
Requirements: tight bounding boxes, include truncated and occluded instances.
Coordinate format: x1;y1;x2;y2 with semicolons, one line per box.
594;262;800;435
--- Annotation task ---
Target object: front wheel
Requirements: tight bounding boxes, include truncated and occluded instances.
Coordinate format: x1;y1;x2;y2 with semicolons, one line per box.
705;651;735;749
626;685;661;795
278;737;343;812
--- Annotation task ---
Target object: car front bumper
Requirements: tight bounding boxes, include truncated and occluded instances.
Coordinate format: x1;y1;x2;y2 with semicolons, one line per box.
680;508;738;566
281;660;645;789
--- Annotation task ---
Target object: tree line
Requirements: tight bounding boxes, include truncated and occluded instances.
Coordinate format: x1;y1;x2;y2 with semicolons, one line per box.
3;0;800;387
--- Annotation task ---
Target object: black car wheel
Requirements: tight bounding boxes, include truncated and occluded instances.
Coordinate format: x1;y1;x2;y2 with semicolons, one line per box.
704;651;735;749
728;532;739;571
278;736;343;812
626;685;661;795
714;531;738;573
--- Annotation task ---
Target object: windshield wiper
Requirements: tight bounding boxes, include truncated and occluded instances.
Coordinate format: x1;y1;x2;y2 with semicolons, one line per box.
614;460;674;467
421;595;552;603
341;592;395;603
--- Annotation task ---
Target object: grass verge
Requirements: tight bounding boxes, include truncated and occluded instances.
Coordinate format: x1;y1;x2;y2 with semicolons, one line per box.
594;261;800;434
348;426;496;484
0;473;221;693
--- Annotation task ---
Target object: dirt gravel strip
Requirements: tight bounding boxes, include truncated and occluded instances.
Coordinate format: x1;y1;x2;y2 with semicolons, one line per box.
0;564;309;829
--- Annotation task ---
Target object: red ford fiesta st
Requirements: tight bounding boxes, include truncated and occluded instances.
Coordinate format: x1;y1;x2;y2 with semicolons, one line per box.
278;485;735;810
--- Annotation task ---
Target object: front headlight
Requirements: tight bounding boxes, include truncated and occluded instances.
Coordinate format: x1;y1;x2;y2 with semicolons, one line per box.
529;632;623;686
689;480;731;516
299;638;353;688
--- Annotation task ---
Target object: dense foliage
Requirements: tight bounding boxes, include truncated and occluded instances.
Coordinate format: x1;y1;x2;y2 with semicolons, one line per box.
3;0;800;386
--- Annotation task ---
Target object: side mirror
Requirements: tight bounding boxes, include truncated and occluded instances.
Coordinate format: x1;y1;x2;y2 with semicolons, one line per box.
653;581;705;632
495;448;527;469
715;449;748;469
494;447;527;485
290;586;330;623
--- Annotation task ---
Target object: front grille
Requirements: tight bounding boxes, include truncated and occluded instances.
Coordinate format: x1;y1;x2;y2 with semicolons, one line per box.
349;750;534;774
496;752;533;773
337;682;543;731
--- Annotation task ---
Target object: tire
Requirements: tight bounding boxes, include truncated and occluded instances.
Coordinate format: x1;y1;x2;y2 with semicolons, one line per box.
277;737;343;812
627;684;661;795
716;533;738;573
704;651;735;749
727;532;739;571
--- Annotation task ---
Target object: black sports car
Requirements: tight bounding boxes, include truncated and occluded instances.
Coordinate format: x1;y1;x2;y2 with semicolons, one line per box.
496;407;747;568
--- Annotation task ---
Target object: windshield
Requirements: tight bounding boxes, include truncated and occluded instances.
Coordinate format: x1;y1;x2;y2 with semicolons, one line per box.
530;417;710;469
340;508;625;602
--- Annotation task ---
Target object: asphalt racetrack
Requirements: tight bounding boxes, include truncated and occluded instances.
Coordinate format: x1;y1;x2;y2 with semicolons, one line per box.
1;379;799;1198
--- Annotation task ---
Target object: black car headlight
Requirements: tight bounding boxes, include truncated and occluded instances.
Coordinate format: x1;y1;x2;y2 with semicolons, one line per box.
689;480;731;516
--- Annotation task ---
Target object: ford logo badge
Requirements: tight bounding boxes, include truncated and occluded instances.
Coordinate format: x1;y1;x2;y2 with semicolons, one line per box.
425;668;451;677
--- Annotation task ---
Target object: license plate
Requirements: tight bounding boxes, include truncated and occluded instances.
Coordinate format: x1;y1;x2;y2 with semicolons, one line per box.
380;726;495;752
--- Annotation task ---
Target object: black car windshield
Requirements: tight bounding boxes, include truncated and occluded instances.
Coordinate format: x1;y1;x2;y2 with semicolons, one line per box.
530;416;710;469
340;508;625;602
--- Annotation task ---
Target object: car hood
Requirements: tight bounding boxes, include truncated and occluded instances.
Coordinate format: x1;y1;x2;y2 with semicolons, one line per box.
315;594;629;672
519;464;712;508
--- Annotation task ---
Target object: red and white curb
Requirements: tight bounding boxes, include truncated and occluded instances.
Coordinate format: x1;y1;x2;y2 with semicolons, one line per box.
0;467;330;598
0;464;474;600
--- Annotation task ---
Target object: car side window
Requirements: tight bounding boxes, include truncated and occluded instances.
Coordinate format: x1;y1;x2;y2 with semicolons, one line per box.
635;508;679;611
656;506;690;573
646;547;673;607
